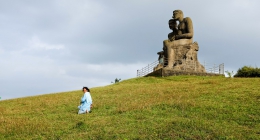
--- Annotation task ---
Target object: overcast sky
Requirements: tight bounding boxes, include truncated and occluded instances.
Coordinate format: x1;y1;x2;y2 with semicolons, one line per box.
1;0;260;100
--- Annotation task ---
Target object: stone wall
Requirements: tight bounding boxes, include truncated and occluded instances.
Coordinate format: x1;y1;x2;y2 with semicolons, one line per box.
146;68;224;77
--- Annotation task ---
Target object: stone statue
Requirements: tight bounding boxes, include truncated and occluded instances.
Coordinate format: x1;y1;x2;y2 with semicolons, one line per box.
156;10;205;72
170;10;193;40
168;19;179;41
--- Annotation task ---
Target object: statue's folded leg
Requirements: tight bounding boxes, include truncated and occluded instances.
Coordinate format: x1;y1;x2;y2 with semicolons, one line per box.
165;46;174;68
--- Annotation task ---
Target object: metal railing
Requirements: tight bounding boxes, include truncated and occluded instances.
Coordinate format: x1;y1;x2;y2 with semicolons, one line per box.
137;60;159;77
137;59;224;77
203;62;224;74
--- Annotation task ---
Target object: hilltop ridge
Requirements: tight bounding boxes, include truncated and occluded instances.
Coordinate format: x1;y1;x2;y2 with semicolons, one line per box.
0;76;259;139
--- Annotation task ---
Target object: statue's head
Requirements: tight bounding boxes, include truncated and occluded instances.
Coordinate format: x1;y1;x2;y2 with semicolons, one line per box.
172;10;183;20
168;19;177;30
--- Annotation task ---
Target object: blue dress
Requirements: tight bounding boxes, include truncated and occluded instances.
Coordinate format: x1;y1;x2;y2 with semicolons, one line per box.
78;92;92;114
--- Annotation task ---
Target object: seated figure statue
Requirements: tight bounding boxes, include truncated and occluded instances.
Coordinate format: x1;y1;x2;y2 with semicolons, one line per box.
154;19;178;69
153;10;206;73
167;19;179;41
163;10;194;68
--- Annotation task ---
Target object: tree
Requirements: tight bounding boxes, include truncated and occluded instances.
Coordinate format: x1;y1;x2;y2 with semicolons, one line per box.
234;66;260;77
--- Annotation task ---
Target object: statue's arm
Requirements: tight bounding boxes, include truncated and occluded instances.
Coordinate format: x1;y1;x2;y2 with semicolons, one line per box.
168;32;174;41
176;17;193;39
168;29;179;41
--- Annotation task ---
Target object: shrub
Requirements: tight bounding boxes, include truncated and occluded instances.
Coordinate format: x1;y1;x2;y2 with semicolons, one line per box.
111;78;121;83
234;66;260;77
225;70;234;78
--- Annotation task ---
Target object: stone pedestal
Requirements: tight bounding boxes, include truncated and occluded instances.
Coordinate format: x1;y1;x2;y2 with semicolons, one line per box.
156;39;206;73
147;68;224;77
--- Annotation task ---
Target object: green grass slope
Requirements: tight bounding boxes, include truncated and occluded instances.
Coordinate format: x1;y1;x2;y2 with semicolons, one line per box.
0;76;260;139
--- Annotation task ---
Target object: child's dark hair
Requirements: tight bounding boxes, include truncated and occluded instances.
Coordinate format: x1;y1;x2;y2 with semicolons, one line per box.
82;87;90;92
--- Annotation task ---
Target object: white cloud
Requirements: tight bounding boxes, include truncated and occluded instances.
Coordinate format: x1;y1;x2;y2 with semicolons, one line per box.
58;0;105;26
28;36;64;50
0;48;4;54
0;59;146;100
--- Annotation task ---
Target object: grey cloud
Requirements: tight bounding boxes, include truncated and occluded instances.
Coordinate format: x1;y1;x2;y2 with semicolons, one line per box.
1;0;260;100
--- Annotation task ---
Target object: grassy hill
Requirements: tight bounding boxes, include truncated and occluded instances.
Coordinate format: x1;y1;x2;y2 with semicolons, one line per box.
0;76;260;139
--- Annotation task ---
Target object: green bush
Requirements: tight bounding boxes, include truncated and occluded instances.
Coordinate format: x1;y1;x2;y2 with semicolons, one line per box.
234;66;260;77
225;70;234;78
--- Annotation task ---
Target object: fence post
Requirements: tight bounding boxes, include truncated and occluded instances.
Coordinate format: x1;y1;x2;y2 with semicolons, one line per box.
214;64;215;73
223;63;224;74
204;61;206;72
219;64;221;74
